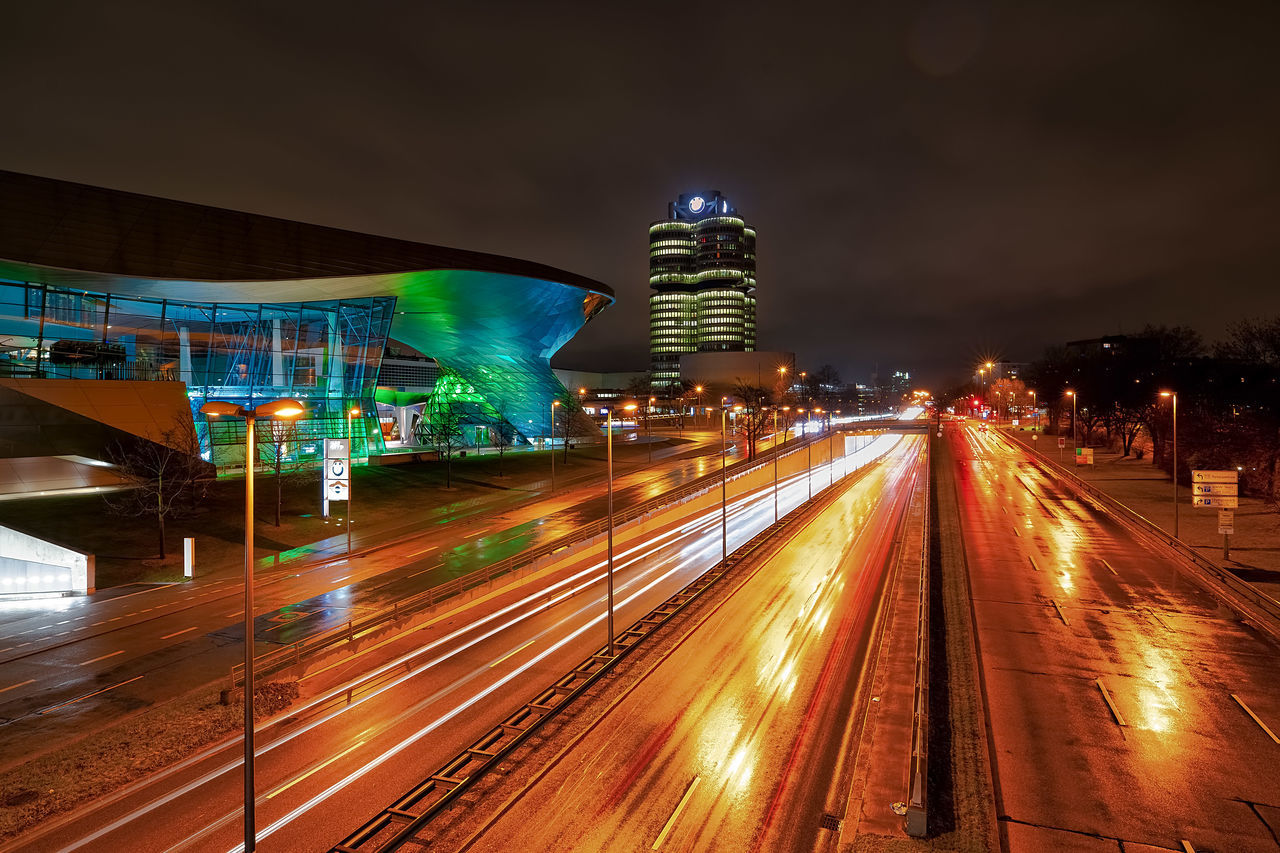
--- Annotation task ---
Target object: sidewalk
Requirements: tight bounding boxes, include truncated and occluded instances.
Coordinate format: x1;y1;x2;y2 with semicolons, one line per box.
1003;427;1280;603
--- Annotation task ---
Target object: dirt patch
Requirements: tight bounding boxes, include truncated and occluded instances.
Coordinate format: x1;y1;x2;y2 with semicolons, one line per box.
0;680;298;842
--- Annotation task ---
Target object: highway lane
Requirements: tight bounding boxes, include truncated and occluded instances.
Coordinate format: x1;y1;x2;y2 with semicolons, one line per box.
0;433;752;759
950;422;1280;852
454;437;926;853
12;432;905;852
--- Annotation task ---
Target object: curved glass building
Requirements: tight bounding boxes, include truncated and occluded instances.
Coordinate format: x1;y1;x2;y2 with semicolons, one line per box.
0;170;613;469
648;191;756;391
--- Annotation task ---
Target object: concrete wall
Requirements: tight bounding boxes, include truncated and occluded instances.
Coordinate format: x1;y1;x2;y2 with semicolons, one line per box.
0;523;94;595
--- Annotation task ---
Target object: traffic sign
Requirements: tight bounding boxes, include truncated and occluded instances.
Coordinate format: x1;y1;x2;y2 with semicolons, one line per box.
1057;437;1065;449
1193;470;1237;483
1075;447;1093;465
1193;495;1238;508
1193;483;1238;497
1219;509;1235;535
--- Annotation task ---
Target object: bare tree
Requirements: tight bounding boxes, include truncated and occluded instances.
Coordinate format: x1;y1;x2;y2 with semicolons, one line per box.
489;420;514;477
415;399;466;488
106;415;210;559
259;419;313;526
730;380;774;462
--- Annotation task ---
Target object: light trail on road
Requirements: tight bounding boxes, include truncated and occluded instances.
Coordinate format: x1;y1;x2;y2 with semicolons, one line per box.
16;431;906;853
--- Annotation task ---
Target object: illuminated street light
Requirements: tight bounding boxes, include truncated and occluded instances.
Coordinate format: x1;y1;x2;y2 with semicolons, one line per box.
797;407;811;499
772;407;779;523
1161;391;1178;539
550;399;561;492
605;403;638;655
347;406;360;554
1065;390;1077;458
721;404;744;567
647;396;656;464
199;397;303;853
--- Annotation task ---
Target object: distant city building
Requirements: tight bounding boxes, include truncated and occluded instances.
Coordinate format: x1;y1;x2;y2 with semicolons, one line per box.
678;350;794;404
971;361;1027;384
648;190;757;391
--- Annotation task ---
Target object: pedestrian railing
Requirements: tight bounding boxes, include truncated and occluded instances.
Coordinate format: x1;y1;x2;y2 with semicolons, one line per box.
997;430;1280;639
904;440;931;836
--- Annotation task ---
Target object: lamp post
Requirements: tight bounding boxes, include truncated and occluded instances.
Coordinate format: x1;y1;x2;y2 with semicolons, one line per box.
199;397;303;853
781;405;790;445
605;403;636;655
550;399;560;492
1161;391;1178;539
772;407;779;523
1066;389;1077;453
695;386;704;426
346;406;359;554
797;407;811;499
720;404;743;566
1030;389;1037;430
647;396;656;464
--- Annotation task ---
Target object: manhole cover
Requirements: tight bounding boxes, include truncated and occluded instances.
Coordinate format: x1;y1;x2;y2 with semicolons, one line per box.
819;813;843;832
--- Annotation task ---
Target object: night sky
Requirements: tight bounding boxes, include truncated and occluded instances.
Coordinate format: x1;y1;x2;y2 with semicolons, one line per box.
4;2;1278;389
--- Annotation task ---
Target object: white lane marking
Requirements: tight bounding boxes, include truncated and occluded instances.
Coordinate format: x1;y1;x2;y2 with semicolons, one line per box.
39;675;144;715
652;775;700;849
1231;694;1280;744
1096;678;1126;727
1028;556;1039;572
161;626;199;640
0;678;34;695
490;639;535;668
1102;559;1117;576
1051;599;1069;626
266;739;366;799
80;650;125;666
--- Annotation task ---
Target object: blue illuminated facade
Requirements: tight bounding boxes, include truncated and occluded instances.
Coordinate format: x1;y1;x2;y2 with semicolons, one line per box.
0;171;613;469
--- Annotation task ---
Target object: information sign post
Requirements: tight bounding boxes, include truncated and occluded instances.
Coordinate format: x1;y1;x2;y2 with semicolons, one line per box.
1193;470;1239;560
323;438;351;519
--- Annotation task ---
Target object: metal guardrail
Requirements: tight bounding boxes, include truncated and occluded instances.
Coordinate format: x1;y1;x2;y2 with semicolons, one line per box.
905;440;931;837
997;431;1280;640
231;434;832;688
330;521;764;853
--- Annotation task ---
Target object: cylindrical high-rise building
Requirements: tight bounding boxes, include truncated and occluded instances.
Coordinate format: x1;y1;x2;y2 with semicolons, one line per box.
648;191;756;391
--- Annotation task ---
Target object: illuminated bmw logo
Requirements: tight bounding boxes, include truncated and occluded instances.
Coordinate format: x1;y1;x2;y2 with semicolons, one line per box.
688;196;705;213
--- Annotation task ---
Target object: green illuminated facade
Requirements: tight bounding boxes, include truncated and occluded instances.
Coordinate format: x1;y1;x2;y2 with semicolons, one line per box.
648;191;756;392
0;170;614;468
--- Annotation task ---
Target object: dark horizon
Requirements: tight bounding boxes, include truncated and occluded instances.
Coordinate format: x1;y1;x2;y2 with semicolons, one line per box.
4;2;1278;389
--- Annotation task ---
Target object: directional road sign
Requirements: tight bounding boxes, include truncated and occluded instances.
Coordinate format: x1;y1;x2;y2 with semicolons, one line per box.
1193;483;1238;497
1193;470;1238;483
1193;495;1238;508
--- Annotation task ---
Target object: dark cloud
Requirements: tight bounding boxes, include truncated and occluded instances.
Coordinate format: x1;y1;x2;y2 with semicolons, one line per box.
3;1;1278;388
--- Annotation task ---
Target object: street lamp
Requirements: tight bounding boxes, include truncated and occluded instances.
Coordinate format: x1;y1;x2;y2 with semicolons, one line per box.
695;385;704;426
771;407;779;523
1161;391;1178;539
550;399;561;492
781;405;791;445
346;406;359;554
647;396;656;464
1030;389;1037;430
199;397;303;853
721;404;743;568
1066;389;1077;452
604;403;637;656
797;407;812;499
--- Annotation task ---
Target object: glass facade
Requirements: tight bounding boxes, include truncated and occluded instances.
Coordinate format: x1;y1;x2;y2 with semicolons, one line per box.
647;191;756;391
0;279;393;467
